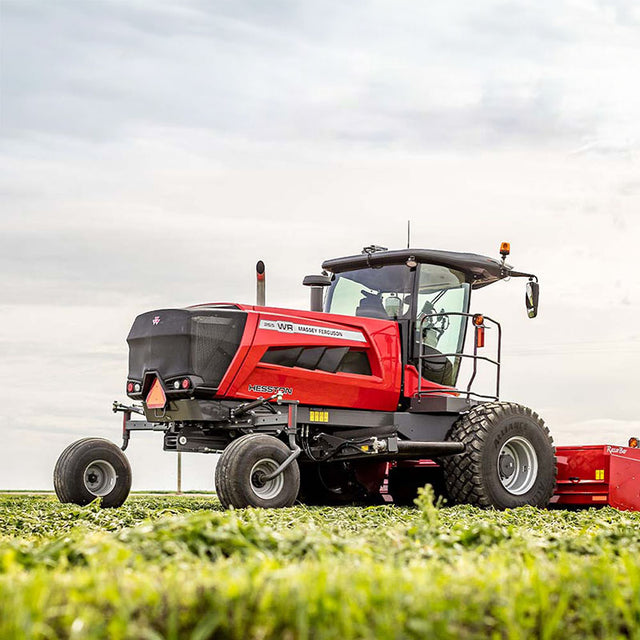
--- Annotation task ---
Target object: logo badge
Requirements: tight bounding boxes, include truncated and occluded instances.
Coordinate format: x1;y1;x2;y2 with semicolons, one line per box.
248;384;293;395
152;316;160;325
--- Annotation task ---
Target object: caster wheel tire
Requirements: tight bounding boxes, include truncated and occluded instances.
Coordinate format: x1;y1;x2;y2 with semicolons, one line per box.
54;437;132;508
215;434;300;508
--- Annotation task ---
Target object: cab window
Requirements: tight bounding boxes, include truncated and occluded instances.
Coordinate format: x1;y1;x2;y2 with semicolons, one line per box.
415;264;470;385
325;265;413;319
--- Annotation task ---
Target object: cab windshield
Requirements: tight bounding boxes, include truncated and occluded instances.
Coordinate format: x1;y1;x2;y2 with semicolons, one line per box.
325;263;470;385
325;263;469;321
324;265;413;319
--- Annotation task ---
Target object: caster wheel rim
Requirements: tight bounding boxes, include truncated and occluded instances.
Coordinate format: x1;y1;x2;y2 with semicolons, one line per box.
250;458;284;500
83;460;117;497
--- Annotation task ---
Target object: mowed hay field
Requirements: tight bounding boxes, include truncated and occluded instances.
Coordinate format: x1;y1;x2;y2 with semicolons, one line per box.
1;492;639;640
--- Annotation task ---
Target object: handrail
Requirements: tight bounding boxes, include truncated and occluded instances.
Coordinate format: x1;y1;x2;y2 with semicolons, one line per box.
417;312;502;402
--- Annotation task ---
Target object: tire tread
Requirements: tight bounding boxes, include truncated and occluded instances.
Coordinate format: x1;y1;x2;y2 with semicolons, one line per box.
53;438;132;508
442;401;556;509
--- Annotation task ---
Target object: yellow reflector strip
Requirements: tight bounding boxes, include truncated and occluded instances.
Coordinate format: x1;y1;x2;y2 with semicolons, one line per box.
146;378;166;409
309;410;329;422
595;469;604;481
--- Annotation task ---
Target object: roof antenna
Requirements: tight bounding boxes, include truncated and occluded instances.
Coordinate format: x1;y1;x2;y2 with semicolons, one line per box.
407;220;411;249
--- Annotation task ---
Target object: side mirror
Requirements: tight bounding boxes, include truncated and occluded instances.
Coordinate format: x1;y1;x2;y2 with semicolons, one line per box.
525;280;539;318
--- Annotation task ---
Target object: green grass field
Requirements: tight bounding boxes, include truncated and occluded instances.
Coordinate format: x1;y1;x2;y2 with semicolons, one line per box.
1;492;639;639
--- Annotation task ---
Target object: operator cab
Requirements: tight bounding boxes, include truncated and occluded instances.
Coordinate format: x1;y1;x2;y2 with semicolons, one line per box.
322;253;471;386
320;246;538;389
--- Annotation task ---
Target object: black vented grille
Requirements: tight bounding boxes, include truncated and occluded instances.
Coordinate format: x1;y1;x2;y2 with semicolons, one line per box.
127;308;247;388
191;315;246;385
261;346;371;375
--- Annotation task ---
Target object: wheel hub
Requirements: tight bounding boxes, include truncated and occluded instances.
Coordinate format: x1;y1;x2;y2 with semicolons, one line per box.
251;471;266;488
249;458;284;500
83;460;117;497
497;436;539;496
499;453;515;478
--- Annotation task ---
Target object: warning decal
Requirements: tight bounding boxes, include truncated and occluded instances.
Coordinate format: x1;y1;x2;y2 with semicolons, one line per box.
258;319;366;343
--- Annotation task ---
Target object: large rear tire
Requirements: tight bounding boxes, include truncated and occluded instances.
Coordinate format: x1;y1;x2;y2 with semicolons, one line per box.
54;438;132;508
215;434;300;508
442;402;556;509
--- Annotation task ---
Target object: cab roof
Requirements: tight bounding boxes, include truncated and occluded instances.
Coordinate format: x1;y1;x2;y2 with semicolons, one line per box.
321;248;509;289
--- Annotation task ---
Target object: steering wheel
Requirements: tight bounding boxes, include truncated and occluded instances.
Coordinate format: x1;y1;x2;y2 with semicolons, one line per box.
417;300;450;343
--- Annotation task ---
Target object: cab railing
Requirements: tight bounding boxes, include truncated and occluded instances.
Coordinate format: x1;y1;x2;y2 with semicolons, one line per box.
416;312;502;402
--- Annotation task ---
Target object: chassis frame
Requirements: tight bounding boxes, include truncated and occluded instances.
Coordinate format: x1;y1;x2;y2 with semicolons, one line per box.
115;394;469;467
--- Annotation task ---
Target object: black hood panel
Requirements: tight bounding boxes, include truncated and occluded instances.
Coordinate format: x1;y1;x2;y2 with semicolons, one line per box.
127;308;247;388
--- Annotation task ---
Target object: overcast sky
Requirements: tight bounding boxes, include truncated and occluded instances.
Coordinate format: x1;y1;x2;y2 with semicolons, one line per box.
1;0;639;490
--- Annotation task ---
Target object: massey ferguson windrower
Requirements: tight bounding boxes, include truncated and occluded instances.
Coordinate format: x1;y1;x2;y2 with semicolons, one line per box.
55;244;558;509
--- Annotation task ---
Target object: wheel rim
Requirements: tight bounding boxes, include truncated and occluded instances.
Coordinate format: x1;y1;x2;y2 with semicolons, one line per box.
250;458;284;500
83;460;117;497
497;436;538;495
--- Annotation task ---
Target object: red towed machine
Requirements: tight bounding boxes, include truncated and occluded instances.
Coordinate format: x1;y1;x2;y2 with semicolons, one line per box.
553;443;640;511
53;243;640;511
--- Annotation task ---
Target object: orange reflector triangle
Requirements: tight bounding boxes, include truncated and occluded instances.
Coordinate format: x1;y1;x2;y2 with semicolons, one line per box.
146;378;166;409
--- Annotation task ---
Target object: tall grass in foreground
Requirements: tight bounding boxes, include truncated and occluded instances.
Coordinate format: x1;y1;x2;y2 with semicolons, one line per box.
0;493;638;639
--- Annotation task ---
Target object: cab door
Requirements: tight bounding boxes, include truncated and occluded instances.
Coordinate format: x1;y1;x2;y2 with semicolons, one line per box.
408;264;471;388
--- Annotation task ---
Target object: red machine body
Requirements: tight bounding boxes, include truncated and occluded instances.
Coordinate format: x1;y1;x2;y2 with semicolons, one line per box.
208;303;450;411
551;444;640;511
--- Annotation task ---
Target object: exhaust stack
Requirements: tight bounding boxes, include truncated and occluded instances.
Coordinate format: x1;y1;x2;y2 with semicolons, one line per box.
256;260;266;306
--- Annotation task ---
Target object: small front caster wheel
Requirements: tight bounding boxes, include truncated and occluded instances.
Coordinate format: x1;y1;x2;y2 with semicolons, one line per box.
54;438;132;508
215;434;300;508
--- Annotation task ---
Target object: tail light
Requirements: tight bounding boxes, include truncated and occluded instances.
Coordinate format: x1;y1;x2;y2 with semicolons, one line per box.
171;378;191;390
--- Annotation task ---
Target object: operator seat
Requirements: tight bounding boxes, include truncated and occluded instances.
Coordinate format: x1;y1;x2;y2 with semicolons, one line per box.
420;345;455;387
355;290;389;319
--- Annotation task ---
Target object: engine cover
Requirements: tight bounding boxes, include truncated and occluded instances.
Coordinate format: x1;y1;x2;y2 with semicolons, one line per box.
127;308;247;390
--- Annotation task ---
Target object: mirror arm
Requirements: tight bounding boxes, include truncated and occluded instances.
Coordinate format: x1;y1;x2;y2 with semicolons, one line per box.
505;270;538;282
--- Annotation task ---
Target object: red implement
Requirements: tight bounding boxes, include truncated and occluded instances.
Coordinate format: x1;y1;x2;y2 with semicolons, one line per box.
552;444;640;511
